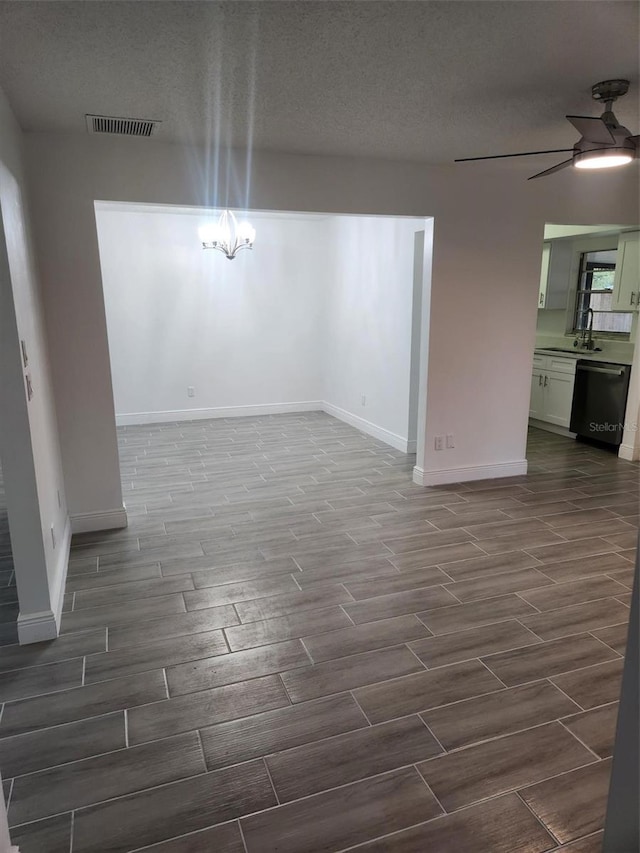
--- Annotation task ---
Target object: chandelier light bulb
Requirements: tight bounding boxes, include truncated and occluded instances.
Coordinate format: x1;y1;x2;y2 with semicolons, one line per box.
236;220;256;244
198;223;218;244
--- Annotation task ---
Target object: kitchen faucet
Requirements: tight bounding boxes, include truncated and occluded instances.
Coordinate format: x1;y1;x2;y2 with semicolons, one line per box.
580;307;595;351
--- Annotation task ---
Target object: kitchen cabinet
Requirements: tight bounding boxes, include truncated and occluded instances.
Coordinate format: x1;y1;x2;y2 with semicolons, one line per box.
529;366;545;420
543;371;575;427
529;354;576;429
613;231;640;312
538;240;573;310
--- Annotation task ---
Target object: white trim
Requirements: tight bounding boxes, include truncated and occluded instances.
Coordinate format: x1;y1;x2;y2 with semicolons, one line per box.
115;401;324;426
405;439;417;454
618;443;637;462
17;609;59;644
16;515;72;645
413;466;426;485
413;459;528;487
50;514;71;630
70;507;128;534
321;402;410;452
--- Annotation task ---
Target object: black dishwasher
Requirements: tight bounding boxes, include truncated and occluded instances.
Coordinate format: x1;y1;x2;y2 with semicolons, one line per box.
570;360;632;447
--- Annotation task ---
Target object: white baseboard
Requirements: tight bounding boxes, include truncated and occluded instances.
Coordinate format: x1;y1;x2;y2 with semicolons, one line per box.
51;515;71;630
413;460;528;487
16;515;72;645
321;403;410;452
17;609;59;644
116;401;324;426
618;443;638;462
71;507;128;534
115;400;412;454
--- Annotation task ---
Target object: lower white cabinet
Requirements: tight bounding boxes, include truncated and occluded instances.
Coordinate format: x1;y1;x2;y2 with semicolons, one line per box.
529;354;576;429
543;371;575;427
529;368;545;420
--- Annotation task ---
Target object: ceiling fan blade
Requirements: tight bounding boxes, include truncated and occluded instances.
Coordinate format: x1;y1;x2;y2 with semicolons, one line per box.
454;148;574;163
566;115;615;145
528;158;574;181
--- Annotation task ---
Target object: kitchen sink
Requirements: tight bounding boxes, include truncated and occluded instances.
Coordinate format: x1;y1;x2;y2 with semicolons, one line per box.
537;347;600;355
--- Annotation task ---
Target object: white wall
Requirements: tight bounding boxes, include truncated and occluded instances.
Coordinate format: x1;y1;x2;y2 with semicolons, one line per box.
95;205;327;423
323;215;428;450
0;88;69;642
535;309;568;337
22;130;639;511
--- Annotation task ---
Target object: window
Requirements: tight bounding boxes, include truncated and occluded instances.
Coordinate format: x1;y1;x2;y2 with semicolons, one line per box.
573;249;632;336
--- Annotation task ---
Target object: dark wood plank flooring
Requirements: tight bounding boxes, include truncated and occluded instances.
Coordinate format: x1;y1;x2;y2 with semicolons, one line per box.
1;415;637;851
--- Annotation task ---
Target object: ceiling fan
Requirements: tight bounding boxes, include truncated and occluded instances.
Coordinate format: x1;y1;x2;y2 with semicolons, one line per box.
455;79;639;180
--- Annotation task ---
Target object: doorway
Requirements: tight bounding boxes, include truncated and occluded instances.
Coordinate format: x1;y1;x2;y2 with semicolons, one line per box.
527;222;637;466
93;203;434;493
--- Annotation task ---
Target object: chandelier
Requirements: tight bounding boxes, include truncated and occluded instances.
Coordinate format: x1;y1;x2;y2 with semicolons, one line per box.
198;210;256;260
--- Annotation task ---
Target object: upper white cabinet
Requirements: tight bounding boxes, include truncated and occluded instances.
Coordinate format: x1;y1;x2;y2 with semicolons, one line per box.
538;244;551;308
538;240;573;310
613;231;640;312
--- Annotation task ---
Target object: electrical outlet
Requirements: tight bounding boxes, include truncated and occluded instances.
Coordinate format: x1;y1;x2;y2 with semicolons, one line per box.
50;525;56;549
20;339;28;367
434;435;444;451
187;386;195;398
25;373;34;401
446;434;455;449
361;395;366;407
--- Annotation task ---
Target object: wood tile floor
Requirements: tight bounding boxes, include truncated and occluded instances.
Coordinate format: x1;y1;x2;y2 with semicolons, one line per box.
1;414;638;852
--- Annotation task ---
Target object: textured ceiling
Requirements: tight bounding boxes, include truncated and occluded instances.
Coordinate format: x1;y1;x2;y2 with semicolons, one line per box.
0;1;638;163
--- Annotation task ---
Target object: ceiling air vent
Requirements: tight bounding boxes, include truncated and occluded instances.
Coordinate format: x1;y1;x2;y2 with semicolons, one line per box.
85;114;160;137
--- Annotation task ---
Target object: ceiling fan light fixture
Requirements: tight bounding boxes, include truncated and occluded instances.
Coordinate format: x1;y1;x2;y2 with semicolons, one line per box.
574;150;634;170
455;79;639;180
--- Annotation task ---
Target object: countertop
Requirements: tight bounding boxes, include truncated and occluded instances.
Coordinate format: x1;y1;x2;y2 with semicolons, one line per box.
534;348;633;366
